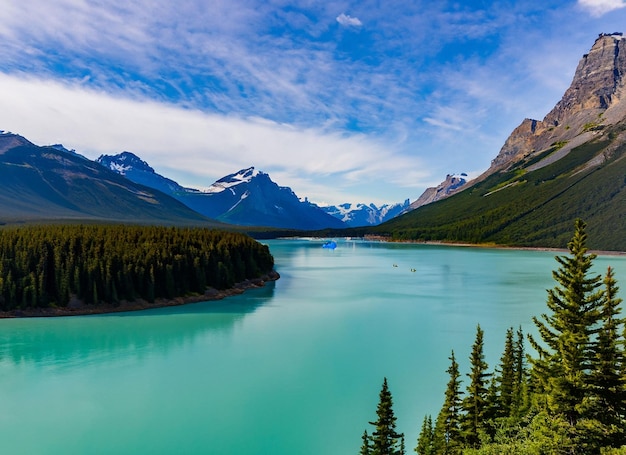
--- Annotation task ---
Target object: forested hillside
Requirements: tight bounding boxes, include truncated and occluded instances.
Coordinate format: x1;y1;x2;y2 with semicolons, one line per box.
372;122;626;251
0;225;275;312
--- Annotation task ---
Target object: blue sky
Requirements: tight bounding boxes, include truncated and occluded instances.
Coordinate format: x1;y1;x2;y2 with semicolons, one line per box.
0;0;625;205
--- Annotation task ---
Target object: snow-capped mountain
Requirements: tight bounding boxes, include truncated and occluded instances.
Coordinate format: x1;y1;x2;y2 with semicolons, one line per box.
97;153;346;230
98;151;196;196
321;200;410;227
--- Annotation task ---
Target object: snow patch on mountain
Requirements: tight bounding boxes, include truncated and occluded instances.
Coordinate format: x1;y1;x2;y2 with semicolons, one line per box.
204;167;261;194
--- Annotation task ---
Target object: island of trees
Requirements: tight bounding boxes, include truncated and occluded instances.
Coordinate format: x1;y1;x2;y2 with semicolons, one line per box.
0;224;276;313
360;220;626;454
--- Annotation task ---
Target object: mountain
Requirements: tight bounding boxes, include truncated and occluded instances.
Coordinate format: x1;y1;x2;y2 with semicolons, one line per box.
371;33;626;251
0;132;214;225
97;153;346;230
408;173;468;210
321;200;410;227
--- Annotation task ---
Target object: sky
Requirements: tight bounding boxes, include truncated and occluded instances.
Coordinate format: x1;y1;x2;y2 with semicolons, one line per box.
1;1;626;206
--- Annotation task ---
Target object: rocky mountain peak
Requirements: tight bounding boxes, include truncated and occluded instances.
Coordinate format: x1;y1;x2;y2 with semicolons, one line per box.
483;33;626;176
409;173;467;210
97;151;155;175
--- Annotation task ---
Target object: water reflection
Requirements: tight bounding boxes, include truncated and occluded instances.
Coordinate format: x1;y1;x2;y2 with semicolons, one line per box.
0;281;275;369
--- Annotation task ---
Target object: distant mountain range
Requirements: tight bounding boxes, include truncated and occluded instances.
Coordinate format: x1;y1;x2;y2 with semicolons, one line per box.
320;201;410;227
374;33;626;251
98;151;410;228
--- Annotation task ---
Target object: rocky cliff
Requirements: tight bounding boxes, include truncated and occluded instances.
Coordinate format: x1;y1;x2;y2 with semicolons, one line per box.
481;33;626;178
409;173;467;210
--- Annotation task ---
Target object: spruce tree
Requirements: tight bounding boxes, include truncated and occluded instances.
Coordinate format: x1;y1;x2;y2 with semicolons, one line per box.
414;415;433;455
528;219;604;449
433;351;462;455
461;324;490;448
496;327;516;418
589;266;626;447
360;430;371;455
367;377;405;455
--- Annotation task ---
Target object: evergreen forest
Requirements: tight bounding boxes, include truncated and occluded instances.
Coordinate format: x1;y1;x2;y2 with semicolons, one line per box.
360;220;626;455
0;224;275;311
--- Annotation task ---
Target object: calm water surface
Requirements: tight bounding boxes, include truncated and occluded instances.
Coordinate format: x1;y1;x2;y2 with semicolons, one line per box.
1;239;626;454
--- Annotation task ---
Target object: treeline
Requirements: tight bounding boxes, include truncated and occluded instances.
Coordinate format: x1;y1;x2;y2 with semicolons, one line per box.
360;220;626;454
0;224;275;310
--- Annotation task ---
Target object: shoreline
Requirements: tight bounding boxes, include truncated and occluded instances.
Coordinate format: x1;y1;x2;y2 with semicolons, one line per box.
361;235;626;256
0;270;280;319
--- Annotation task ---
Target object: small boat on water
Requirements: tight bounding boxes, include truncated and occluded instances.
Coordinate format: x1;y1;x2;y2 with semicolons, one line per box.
322;241;337;249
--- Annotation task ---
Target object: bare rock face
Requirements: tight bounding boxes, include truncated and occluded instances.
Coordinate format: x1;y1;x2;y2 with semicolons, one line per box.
482;33;626;177
409;173;467;210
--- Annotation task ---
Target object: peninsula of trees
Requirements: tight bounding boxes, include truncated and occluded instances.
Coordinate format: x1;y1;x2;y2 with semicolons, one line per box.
0;224;276;314
360;220;626;454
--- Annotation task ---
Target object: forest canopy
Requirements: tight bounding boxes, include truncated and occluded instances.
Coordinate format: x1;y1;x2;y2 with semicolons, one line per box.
0;224;275;311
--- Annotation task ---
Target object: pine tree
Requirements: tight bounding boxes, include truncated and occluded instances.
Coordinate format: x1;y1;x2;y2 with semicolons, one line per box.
360;430;371;455
433;351;462;455
512;326;527;416
414;415;433;455
589;266;626;447
461;324;490;448
368;377;405;455
528;219;605;451
495;327;516;418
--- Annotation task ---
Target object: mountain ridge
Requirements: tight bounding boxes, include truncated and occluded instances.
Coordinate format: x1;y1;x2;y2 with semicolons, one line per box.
371;32;626;251
97;153;346;230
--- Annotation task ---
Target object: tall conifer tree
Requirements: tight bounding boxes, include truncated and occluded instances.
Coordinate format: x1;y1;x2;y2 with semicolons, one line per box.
414;415;433;455
589;266;626;447
366;377;405;455
433;351;462;455
461;325;490;448
528;219;604;450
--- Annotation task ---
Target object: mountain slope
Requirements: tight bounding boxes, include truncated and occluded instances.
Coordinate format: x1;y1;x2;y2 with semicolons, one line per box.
371;33;626;251
0;133;215;225
98;153;345;230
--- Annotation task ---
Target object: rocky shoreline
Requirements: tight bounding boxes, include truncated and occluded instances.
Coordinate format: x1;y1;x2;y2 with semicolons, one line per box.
0;270;280;318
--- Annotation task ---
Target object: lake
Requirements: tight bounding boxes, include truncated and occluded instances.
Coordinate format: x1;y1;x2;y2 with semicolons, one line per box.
1;239;625;454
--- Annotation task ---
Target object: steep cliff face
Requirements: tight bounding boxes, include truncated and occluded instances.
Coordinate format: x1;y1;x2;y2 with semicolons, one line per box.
484;33;626;176
409;173;467;210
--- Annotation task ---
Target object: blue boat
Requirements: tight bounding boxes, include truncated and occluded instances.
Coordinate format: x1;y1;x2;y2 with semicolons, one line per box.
322;241;337;249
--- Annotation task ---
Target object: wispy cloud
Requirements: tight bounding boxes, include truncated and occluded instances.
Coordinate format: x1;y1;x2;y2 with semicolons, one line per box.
578;0;626;16
336;13;362;27
0;1;625;204
0;73;424;205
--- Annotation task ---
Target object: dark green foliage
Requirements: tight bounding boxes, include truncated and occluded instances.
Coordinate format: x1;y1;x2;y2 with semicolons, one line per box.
0;224;274;310
370;127;626;251
361;430;371;455
528;219;604;430
363;378;405;455
433;352;463;455
461;325;491;448
589;267;626;446
415;415;434;455
402;221;626;454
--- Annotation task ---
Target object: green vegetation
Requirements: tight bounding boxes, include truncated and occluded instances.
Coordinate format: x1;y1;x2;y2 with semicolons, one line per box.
361;377;406;455
0;224;274;311
371;126;626;251
361;220;626;454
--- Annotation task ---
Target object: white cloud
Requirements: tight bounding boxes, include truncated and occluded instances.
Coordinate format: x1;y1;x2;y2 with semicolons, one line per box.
0;73;423;205
336;13;362;27
578;0;626;16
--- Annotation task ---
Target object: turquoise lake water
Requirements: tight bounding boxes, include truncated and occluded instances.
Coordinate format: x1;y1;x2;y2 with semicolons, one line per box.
1;239;626;454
